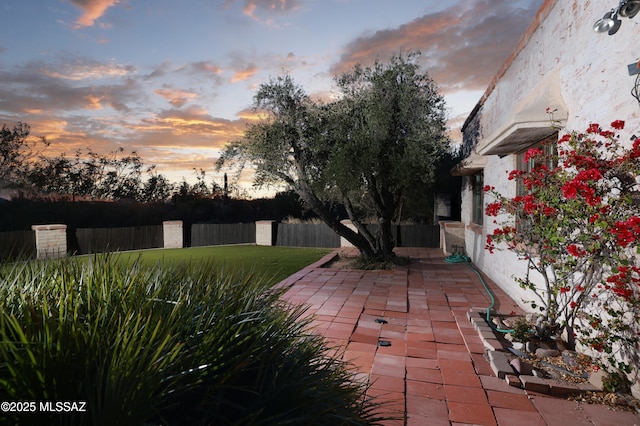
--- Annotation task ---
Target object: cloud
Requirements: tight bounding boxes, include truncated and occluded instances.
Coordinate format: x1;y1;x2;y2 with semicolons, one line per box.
155;87;198;108
135;107;247;146
230;64;259;83
69;0;122;28
237;0;301;19
0;60;139;114
35;57;134;81
330;0;542;94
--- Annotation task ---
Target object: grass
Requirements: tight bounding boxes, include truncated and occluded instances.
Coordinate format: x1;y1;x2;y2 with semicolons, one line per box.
0;253;386;425
92;245;333;286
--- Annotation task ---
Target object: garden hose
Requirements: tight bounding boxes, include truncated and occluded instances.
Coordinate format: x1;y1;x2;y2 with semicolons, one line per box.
444;252;514;334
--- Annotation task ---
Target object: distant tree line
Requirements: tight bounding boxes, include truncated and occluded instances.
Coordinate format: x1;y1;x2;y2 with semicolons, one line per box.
0;122;231;203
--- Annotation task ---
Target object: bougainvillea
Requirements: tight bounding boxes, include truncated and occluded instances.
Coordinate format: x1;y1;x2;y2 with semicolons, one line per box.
484;119;640;374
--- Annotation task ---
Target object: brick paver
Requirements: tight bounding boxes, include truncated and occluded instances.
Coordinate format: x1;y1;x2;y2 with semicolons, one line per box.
278;248;640;425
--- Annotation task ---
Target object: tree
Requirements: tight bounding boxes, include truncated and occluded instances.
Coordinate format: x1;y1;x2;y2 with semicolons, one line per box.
218;52;450;259
0;122;49;190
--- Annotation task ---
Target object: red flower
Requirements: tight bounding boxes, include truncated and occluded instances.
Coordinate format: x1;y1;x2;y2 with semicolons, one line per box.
524;147;544;162
508;170;525;181
610;120;625;130
567;244;586;257
611;216;640;247
560;286;571;294
587;123;600;133
485;202;502;217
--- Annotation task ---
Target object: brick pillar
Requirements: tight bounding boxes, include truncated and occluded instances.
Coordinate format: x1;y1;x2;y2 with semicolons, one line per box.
340;220;357;248
163;221;183;249
32;224;67;260
255;220;277;246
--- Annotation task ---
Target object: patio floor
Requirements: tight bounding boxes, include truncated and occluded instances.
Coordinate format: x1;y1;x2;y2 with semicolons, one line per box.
277;247;640;426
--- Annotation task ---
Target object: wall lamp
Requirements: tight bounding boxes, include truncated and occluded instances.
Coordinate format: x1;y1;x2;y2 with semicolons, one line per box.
593;0;640;35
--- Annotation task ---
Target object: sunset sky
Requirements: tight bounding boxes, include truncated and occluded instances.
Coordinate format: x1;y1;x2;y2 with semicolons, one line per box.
0;0;545;196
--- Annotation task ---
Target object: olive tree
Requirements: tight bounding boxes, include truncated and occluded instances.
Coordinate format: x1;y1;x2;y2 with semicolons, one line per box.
218;52;449;259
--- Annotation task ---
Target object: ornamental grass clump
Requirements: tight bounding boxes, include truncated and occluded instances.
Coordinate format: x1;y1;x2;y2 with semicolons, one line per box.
0;255;383;425
484;118;640;377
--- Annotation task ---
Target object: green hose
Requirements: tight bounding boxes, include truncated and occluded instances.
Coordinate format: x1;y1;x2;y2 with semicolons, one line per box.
444;252;514;334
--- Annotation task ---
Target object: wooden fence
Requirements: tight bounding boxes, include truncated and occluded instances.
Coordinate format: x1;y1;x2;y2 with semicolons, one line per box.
0;221;440;261
69;226;163;255
275;223;341;248
0;229;36;261
191;223;256;247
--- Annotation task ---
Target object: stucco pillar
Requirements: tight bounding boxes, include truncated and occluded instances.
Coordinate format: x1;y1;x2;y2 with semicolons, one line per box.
439;221;465;256
255;220;277;246
340;220;357;248
163;221;183;249
32;224;67;260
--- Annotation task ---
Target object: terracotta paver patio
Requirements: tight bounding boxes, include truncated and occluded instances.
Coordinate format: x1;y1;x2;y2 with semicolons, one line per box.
277;247;640;426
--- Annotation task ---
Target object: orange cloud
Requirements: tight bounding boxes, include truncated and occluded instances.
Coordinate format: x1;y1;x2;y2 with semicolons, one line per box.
70;0;121;28
230;65;258;83
84;95;104;110
154;88;198;108
330;2;539;95
236;108;266;121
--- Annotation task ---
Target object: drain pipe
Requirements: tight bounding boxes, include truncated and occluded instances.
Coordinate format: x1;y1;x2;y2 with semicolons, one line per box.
444;252;514;334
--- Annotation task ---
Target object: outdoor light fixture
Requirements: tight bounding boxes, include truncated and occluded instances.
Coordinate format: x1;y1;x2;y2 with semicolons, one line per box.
594;0;640;34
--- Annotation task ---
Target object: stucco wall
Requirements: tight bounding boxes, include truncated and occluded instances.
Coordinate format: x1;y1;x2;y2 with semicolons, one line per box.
461;0;639;311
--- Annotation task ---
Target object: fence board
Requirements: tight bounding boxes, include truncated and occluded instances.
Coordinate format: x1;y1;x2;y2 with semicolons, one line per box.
364;224;439;248
72;226;163;254
0;230;36;261
275;223;340;248
191;223;256;247
398;224;440;248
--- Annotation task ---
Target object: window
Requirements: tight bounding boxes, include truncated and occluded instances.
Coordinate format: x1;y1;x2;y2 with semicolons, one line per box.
471;171;484;225
514;134;558;232
515;133;558;196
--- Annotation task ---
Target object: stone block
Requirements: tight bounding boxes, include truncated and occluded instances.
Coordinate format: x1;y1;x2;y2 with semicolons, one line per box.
510;358;534;375
488;350;514;379
505;374;522;388
577;382;602;393
520;375;550;394
587;369;606;391
483;338;504;352
547;379;580;396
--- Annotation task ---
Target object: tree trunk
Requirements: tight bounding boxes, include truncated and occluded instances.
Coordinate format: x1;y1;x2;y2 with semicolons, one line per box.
294;181;377;258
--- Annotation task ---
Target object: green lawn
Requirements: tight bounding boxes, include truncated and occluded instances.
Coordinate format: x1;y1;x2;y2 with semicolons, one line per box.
109;245;333;285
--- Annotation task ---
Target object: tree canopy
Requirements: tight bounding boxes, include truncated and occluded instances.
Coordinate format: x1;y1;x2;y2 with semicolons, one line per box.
0;122;49;190
218;52;450;259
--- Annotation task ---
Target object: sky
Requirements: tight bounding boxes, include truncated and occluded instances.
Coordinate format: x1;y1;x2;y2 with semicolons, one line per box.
0;0;545;197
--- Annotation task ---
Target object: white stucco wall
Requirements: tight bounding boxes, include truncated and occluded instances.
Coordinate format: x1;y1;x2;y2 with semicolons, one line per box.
461;0;639;311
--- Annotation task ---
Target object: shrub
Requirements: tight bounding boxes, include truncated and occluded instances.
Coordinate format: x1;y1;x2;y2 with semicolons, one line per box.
0;256;384;425
484;118;640;375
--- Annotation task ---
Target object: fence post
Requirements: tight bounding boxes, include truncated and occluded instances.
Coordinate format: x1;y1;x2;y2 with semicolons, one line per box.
31;224;67;259
163;221;183;249
340;220;357;248
255;221;277;246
